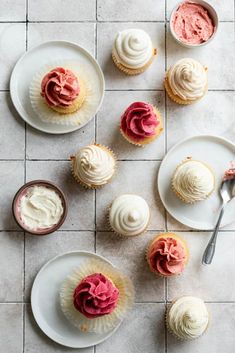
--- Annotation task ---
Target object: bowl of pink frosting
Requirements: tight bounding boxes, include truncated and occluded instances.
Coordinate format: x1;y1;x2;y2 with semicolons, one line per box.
170;0;218;48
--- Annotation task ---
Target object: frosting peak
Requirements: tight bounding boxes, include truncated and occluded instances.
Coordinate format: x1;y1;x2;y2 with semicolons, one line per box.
168;296;209;340
73;273;119;318
72;145;115;187
121;102;160;142
41;67;80;107
113;29;153;69
109;194;150;236
168;58;207;101
148;235;187;276
172;159;215;203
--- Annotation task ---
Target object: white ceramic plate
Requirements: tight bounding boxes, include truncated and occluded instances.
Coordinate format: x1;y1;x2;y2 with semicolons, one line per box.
158;135;235;230
10;41;105;134
31;251;121;348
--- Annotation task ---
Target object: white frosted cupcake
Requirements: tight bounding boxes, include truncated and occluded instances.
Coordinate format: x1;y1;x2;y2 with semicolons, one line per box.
109;194;150;237
172;158;215;203
112;29;157;75
167;296;209;340
70;144;116;189
164;58;208;105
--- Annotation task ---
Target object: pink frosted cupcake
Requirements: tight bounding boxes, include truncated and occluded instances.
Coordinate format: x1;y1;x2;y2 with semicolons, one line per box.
120;102;163;146
146;233;189;277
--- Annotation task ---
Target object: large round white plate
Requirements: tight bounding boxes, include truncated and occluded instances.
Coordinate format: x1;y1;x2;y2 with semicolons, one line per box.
158;135;235;230
10;41;105;134
31;251;121;348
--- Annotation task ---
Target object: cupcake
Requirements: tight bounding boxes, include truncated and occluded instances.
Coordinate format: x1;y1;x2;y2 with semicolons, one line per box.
164;58;208;105
60;259;134;333
167;296;209;340
112;29;157;75
120;102;163;146
172;158;215;203
146;233;189;277
41;67;86;114
70;144;116;189
109;194;150;237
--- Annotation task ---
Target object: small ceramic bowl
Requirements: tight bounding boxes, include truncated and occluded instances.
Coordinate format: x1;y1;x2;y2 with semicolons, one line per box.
12;180;68;235
170;0;218;48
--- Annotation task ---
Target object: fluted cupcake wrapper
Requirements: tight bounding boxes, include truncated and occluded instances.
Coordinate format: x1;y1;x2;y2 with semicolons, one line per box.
165;297;210;341
145;233;189;278
112;48;157;76
164;74;208;105
120;106;163;147
107;200;150;238
60;258;135;334
70;144;117;189
171;158;215;204
29;60;99;126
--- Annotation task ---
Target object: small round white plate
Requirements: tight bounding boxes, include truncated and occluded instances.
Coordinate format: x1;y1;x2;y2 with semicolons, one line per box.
158;135;235;230
10;41;105;134
31;251;121;348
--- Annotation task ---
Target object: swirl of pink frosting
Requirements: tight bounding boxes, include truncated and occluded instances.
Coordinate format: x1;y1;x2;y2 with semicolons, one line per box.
73;273;119;318
41;67;80;107
148;237;186;276
120;102;160;142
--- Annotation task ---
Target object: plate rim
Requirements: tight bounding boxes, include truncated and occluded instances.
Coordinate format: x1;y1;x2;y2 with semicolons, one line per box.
10;40;105;135
158;134;235;230
31;250;121;348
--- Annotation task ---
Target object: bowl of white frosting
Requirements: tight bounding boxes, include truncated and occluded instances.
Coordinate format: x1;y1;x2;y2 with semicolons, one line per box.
12;180;67;235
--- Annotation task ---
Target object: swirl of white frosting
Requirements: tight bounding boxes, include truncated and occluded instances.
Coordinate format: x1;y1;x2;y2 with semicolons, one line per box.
113;29;153;69
109;194;150;236
73;145;115;186
172;160;214;203
168;296;209;340
168;58;207;101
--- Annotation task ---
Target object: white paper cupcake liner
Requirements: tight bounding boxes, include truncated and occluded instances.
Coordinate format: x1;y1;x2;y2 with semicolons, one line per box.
29;60;99;126
60;259;134;333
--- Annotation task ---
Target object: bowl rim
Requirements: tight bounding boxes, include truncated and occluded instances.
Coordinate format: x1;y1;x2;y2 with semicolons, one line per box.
12;179;68;236
169;0;219;48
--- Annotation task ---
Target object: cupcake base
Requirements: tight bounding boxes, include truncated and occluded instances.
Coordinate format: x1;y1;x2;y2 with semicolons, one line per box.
146;232;189;277
49;79;87;114
171;158;215;204
70;144;117;189
164;75;208;105
112;48;157;76
60;259;134;333
120;107;163;147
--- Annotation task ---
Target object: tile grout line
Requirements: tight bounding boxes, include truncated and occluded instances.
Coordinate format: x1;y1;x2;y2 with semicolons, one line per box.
0;20;234;24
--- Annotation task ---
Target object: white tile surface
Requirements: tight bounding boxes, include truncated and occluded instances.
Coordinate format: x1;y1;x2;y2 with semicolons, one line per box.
96;161;165;231
28;22;96;55
97;0;165;21
25;231;94;300
0;23;26;89
0;0;235;352
166;0;235;21
25;305;93;353
0;92;25;159
28;0;96;21
97;232;165;301
97;90;165;160
0;232;24;302
0;304;23;353
96;303;165;353
0;161;24;230
167;231;235;301
97;22;165;90
26;161;95;230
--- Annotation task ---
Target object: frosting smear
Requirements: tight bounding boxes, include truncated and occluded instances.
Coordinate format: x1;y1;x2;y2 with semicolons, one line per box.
172;2;214;45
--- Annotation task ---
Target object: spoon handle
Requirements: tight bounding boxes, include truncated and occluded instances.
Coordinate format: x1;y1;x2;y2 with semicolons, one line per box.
202;206;225;265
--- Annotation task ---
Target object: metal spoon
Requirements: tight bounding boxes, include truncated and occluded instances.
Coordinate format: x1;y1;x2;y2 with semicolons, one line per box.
202;174;235;265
